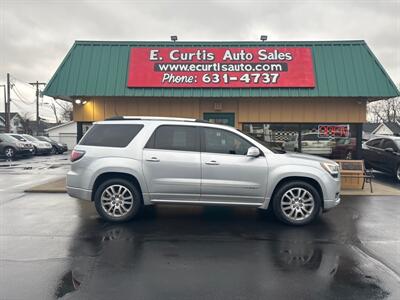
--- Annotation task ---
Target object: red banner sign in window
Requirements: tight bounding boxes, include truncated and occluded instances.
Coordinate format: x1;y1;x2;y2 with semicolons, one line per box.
127;47;315;88
318;125;350;138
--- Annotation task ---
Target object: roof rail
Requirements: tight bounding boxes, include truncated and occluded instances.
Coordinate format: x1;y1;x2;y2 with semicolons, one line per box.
105;116;209;123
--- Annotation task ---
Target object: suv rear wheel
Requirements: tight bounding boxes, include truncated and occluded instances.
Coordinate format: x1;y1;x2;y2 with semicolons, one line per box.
272;181;321;226
94;178;142;222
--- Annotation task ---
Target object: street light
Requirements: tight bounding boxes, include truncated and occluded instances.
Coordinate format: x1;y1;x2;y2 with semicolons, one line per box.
260;35;268;42
171;35;178;42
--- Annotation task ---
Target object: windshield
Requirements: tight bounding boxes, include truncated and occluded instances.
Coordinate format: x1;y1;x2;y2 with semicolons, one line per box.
0;134;18;143
22;135;39;142
10;134;26;141
237;130;285;154
39;136;51;142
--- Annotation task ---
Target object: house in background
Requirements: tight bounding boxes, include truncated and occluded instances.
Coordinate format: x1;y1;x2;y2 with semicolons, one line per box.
0;112;25;133
45;121;77;150
362;123;380;141
373;120;400;136
363;120;400;141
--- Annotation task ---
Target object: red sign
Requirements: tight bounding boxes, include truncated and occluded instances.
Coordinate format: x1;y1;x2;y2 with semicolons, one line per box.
127;47;315;88
318;125;350;138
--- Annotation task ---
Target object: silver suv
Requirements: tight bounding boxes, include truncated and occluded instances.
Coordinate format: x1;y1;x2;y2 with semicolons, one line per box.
67;117;341;226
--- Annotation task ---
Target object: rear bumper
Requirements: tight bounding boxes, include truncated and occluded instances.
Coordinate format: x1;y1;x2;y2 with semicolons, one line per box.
67;186;92;201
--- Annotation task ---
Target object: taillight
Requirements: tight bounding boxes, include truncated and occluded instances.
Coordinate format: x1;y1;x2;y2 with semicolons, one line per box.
70;150;85;162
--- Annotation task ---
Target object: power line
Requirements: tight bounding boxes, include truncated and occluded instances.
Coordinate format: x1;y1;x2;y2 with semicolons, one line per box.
11;85;36;105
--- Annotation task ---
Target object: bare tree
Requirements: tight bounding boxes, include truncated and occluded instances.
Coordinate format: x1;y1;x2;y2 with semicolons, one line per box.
48;101;59;124
367;96;400;123
19;112;33;134
54;99;73;122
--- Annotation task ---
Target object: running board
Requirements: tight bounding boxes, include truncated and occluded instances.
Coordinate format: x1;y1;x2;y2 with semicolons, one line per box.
150;199;262;206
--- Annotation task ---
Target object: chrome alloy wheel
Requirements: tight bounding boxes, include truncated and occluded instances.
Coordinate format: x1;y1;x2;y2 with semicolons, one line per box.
280;188;315;221
5;148;14;158
101;185;134;218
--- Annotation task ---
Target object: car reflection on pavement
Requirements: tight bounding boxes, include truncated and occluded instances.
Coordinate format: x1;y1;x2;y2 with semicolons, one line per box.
54;205;391;300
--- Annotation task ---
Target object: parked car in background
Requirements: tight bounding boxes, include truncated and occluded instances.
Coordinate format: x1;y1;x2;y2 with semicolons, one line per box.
9;134;52;155
36;136;68;154
67;116;341;226
362;136;400;182
282;133;335;157
0;133;34;159
331;138;356;160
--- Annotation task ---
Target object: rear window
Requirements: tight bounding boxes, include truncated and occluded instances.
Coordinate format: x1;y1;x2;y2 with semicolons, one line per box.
79;124;143;147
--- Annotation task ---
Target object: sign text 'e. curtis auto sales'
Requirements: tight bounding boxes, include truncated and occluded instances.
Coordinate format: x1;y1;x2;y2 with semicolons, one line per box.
127;47;315;88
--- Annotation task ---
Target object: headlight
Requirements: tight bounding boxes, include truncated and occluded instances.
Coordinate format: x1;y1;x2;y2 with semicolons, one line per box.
320;162;340;178
16;142;25;148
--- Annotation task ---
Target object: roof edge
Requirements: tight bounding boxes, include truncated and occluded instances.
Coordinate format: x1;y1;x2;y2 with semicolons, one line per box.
43;42;78;96
45;120;75;132
363;42;400;97
73;39;367;46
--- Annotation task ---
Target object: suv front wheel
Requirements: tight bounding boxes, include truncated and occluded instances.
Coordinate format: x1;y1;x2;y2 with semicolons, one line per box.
272;181;321;226
94;178;142;222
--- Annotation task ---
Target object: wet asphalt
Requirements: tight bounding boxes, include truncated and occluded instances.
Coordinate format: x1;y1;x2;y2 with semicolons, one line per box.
0;155;400;300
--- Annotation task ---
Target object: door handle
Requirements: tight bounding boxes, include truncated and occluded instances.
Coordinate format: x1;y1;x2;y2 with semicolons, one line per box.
146;157;160;162
205;160;219;165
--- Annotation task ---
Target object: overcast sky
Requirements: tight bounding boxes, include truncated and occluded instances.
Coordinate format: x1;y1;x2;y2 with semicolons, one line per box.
0;0;399;122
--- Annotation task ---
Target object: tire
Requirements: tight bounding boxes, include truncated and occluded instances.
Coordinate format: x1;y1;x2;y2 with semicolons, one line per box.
395;165;400;183
32;147;37;156
94;178;142;222
51;147;57;155
272;181;321;226
4;147;16;159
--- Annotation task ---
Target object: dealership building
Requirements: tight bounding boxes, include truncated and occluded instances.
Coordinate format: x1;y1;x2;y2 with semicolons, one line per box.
43;40;399;159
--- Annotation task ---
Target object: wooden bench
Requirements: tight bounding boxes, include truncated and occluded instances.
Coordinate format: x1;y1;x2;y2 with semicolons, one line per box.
335;160;374;192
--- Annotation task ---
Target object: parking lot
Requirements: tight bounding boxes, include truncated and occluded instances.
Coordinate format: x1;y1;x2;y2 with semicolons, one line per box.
0;155;399;300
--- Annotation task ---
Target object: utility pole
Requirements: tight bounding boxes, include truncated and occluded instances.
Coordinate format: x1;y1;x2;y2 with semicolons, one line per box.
29;81;46;135
6;73;11;133
0;83;6;131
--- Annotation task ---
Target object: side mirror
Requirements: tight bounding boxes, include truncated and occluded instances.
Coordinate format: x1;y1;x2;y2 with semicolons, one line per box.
384;147;394;153
247;146;260;157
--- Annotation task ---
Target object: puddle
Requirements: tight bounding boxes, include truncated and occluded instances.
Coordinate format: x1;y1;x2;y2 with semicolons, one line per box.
55;271;80;299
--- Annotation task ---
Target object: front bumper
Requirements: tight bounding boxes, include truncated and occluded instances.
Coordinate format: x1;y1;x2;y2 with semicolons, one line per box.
36;147;52;154
16;148;34;156
322;175;341;211
323;195;341;211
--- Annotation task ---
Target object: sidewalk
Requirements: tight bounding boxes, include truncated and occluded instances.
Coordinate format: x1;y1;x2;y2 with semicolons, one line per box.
341;179;400;196
24;178;66;193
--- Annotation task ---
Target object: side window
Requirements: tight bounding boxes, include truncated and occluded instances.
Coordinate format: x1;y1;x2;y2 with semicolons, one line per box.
381;139;396;150
202;127;252;155
79;124;143;147
145;125;199;152
366;139;382;148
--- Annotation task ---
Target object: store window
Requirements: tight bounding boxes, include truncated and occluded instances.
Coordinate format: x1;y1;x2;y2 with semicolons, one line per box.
242;123;358;160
